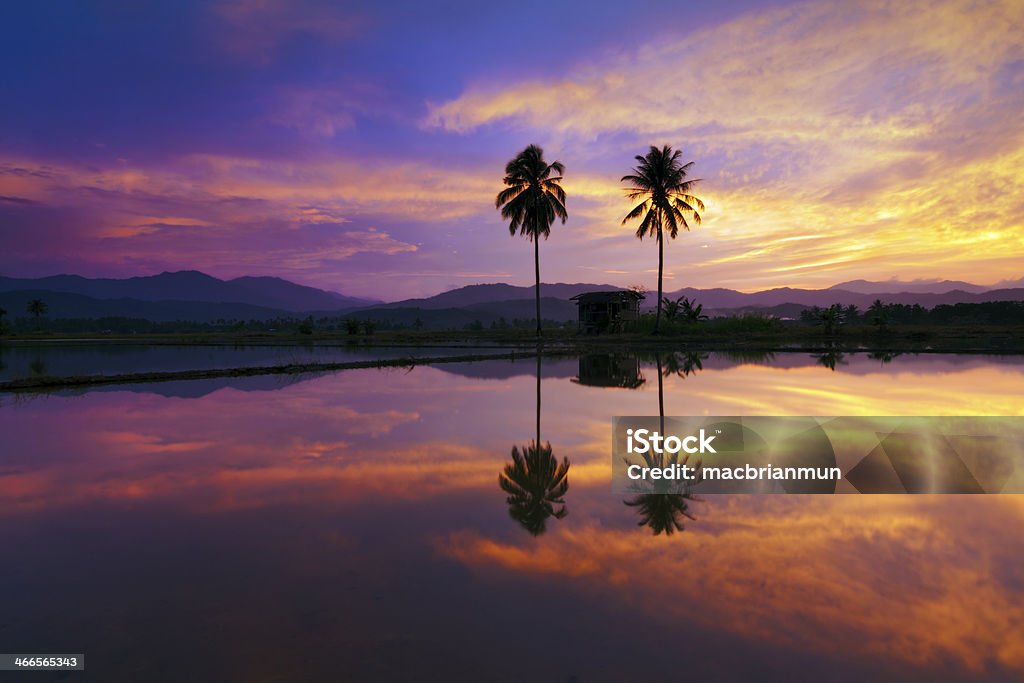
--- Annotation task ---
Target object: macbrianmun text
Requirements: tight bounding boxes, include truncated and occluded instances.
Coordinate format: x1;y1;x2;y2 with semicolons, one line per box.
626;463;843;481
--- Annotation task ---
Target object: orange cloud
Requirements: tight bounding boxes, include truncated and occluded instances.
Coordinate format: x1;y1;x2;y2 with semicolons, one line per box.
424;0;1024;288
441;495;1024;673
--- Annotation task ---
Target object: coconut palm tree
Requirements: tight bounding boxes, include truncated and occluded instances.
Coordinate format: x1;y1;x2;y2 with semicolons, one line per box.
499;353;570;535
495;144;568;337
26;299;47;327
621;145;704;334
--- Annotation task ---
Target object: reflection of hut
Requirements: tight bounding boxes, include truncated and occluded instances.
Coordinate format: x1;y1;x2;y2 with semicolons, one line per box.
571;291;644;333
572;354;646;389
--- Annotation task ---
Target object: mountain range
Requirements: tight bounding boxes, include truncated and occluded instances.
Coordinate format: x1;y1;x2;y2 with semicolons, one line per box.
0;270;1021;326
0;271;378;311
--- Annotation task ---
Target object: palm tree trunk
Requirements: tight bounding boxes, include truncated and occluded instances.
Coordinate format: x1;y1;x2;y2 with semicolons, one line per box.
655;229;664;334
534;233;541;337
536;351;541;447
656;353;665;435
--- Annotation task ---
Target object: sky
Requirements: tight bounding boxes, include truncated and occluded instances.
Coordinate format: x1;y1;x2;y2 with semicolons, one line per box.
1;0;1022;300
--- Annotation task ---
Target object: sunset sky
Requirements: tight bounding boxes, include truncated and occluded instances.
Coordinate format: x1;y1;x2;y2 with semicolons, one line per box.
1;0;1022;300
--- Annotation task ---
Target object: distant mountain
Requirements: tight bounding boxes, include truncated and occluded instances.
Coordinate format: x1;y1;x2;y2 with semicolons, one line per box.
0;289;293;322
350;297;578;329
828;279;990;295
377;282;619;310
0;271;377;311
3;270;1022;328
662;286;1024;312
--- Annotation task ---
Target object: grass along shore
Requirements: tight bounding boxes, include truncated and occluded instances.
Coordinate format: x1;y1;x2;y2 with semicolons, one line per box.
2;320;1023;353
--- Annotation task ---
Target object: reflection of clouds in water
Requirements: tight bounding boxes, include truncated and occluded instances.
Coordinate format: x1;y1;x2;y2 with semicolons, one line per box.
1;356;1023;677
442;495;1024;674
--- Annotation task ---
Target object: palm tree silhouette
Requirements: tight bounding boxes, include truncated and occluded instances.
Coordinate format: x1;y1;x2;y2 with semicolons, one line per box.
499;352;570;536
621;146;704;334
661;351;707;378
624;353;699;535
27;298;47;321
495;145;568;337
815;349;844;371
625;491;695;536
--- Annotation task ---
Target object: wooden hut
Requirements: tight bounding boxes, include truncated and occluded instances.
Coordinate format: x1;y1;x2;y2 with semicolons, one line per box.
570;290;644;333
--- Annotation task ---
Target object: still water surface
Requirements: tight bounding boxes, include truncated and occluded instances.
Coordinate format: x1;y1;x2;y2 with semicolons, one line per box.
0;343;497;382
1;351;1022;681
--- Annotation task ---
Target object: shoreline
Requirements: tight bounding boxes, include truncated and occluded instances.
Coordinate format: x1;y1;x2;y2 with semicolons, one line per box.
2;341;1023;394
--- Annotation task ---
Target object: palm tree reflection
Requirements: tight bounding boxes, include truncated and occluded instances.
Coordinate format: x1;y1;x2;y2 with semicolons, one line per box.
500;441;570;536
625;352;699;536
661;350;707;378
815;349;845;371
499;351;570;536
625;490;695;536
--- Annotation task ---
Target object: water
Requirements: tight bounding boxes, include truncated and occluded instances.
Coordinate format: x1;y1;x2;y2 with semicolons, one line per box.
0;342;500;382
1;351;1022;681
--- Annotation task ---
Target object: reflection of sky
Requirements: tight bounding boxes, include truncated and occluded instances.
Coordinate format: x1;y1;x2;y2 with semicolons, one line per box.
1;1;1023;299
1;355;1023;679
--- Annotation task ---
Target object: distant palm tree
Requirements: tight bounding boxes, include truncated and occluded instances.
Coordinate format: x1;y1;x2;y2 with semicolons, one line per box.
622;145;704;334
26;299;47;321
661;296;683;321
496;144;568;337
819;304;841;336
680;297;707;323
868;299;888;330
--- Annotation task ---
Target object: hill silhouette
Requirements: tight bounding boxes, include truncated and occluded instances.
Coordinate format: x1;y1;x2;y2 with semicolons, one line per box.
1;271;1021;327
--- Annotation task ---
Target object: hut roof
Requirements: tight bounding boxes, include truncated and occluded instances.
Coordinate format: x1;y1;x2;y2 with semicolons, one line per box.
570;290;645;304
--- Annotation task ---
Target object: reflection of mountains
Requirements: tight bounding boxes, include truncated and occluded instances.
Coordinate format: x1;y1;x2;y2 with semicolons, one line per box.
69;373;329;399
437;357;581;381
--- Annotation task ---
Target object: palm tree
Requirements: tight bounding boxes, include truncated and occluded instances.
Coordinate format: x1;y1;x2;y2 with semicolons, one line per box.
625;352;698;535
819;304;841;336
621;145;704;333
661;296;682;321
680;297;708;323
499;353;570;535
26;299;47;322
495;144;568;337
